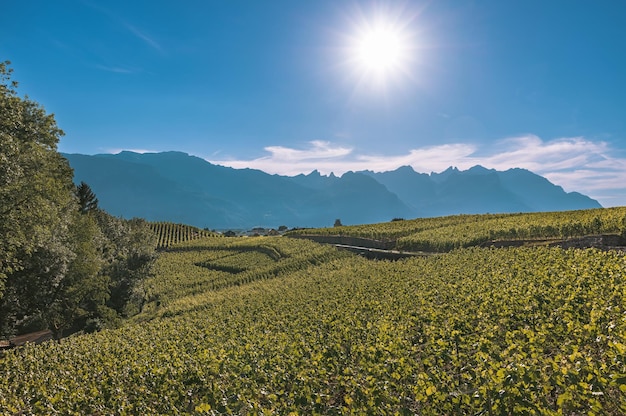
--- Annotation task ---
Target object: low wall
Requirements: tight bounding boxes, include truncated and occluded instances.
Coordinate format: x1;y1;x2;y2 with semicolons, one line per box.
334;244;431;260
482;234;626;250
554;234;626;249
287;234;396;250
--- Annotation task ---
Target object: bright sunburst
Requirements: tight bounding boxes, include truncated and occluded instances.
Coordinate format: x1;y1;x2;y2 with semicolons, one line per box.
345;10;416;90
354;24;406;75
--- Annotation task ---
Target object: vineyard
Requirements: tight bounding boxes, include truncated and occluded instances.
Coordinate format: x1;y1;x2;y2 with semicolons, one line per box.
149;222;219;249
288;207;626;252
2;209;626;414
140;237;348;313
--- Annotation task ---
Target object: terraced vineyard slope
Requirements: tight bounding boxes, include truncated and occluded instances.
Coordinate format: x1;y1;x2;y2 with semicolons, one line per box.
149;222;219;249
288;207;626;252
2;215;626;413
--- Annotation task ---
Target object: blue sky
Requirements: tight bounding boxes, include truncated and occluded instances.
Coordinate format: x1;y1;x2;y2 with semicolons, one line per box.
2;0;626;206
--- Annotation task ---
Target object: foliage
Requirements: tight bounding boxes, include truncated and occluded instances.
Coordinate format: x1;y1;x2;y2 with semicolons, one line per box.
149;222;218;249
1;233;625;414
0;208;157;337
75;181;98;214
0;60;74;301
46;213;109;336
0;60;77;335
0;63;157;337
2;59;626;414
142;237;347;312
93;212;158;320
0;217;75;336
289;207;626;252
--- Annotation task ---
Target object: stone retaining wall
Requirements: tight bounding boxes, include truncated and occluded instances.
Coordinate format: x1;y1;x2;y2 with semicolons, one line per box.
287;234;396;250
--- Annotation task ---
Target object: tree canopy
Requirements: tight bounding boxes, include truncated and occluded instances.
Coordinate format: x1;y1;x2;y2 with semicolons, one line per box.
0;61;157;338
0;60;73;299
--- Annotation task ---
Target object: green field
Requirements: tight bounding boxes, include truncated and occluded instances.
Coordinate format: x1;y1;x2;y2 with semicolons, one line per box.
288;206;626;252
2;210;626;414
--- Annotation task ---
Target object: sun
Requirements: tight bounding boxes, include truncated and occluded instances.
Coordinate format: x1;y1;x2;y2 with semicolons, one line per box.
345;12;415;89
353;24;406;75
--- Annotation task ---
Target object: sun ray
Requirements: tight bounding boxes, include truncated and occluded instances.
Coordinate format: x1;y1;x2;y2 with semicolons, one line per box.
343;7;418;92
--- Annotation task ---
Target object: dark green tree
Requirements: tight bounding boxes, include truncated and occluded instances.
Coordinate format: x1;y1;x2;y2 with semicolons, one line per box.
76;181;99;214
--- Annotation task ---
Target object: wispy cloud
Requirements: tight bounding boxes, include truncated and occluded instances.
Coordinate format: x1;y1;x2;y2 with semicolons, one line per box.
208;135;626;207
92;64;140;74
478;136;610;172
123;22;163;52
355;144;477;173
104;148;160;154
209;141;477;175
265;141;352;162
81;0;163;53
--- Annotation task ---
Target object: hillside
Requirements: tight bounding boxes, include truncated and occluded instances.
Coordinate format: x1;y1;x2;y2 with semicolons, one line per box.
288;206;626;252
5;52;625;415
2;210;626;414
63;151;601;229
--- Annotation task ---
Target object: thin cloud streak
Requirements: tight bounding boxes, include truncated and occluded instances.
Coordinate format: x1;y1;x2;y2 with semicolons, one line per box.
264;141;352;162
82;0;163;52
481;136;609;172
209;135;626;207
123;23;163;52
92;64;138;74
105;148;160;154
356;144;476;173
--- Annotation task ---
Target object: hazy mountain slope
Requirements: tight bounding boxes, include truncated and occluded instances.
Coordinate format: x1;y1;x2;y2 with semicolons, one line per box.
64;154;249;227
103;151;307;203
427;166;529;216
364;165;601;217
497;168;599;212
64;152;411;228
288;170;341;191
360;166;436;211
296;171;414;225
63;152;602;229
100;151;314;227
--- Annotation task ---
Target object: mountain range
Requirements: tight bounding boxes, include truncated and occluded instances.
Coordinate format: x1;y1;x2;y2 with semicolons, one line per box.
62;151;601;229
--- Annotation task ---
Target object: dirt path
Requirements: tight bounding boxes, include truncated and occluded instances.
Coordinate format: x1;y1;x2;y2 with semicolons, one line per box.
0;329;53;350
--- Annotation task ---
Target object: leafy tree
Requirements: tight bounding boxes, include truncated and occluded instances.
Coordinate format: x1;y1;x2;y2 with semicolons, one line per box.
47;213;109;337
0;221;74;335
334;218;343;227
93;212;157;318
0;60;75;319
0;62;157;337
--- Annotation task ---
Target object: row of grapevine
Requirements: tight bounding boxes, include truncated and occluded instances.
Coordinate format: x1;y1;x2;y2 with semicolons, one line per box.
141;236;349;313
149;222;219;249
1;236;625;413
288;207;626;252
